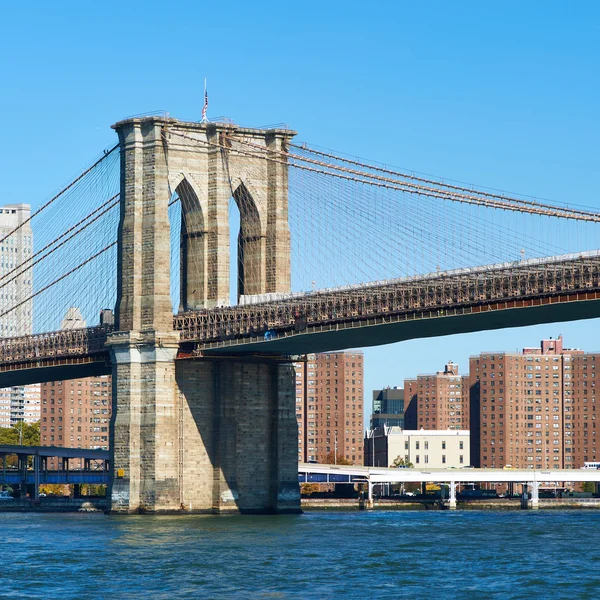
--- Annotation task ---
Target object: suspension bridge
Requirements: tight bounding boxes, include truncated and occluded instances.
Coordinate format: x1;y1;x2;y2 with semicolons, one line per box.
0;115;598;513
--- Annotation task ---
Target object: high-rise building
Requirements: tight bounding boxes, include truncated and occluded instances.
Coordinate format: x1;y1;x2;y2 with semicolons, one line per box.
570;353;599;469
40;308;111;466
295;351;364;465
0;204;33;336
468;335;597;470
370;387;404;429
0;204;39;427
404;362;469;430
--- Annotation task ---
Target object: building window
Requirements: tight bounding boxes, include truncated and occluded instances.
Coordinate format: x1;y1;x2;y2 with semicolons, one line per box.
459;455;464;464
459;441;464;450
415;442;420;450
442;455;446;464
442;441;446;450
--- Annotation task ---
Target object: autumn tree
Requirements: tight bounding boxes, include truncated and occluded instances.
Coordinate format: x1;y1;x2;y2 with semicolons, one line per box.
323;452;353;466
391;456;414;468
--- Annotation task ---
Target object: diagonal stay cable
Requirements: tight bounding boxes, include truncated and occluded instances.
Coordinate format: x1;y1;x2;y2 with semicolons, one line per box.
0;194;120;288
0;242;117;321
0;144;119;248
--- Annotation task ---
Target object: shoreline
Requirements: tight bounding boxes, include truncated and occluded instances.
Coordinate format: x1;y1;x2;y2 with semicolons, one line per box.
1;496;600;513
301;497;600;511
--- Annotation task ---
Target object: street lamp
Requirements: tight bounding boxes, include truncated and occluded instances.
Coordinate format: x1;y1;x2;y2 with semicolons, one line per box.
334;431;337;465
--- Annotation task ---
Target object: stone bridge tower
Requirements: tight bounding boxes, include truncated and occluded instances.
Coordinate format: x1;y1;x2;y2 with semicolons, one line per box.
107;117;300;514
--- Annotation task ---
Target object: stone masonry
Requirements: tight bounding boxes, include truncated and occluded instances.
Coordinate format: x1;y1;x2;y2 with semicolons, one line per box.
107;117;300;513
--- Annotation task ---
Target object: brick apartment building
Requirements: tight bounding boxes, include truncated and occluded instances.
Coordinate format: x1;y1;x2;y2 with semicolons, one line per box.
404;362;469;430
40;375;111;468
39;308;111;468
469;335;598;469
295;351;364;465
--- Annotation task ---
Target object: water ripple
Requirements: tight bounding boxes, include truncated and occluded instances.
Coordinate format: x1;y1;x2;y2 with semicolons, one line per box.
0;511;598;598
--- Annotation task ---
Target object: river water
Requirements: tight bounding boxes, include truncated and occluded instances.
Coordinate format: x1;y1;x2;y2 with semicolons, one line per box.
1;510;599;599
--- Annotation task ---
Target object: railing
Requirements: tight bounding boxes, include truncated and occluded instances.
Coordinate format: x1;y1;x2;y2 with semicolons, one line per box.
175;252;600;348
1;252;600;367
0;325;113;365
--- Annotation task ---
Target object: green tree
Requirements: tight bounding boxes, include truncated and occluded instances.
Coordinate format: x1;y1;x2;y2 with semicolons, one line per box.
391;455;414;468
0;422;40;446
582;481;596;493
80;484;107;497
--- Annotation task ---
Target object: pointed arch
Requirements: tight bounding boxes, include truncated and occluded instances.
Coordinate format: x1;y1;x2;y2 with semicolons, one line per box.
177;177;207;310
232;181;265;298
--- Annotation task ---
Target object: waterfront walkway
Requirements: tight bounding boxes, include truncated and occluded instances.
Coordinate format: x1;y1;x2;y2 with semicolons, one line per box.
299;463;600;509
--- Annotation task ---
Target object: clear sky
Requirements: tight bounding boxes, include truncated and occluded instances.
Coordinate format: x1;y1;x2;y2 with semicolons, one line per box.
1;1;600;423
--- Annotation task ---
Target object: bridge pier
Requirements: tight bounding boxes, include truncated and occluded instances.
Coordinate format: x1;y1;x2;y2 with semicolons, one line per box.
176;358;300;514
106;116;299;515
107;353;299;514
528;481;540;510
448;482;457;510
108;332;181;513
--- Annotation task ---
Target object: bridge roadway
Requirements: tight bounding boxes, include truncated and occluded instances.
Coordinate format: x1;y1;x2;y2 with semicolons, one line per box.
298;463;600;509
1;251;600;386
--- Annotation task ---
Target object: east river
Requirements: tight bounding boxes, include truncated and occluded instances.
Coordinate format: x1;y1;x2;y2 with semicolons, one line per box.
1;510;599;598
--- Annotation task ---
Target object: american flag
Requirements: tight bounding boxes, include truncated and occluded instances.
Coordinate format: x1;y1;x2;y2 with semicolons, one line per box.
201;86;208;121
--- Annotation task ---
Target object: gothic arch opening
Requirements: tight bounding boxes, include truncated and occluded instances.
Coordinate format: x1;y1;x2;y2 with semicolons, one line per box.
176;177;206;311
232;182;264;301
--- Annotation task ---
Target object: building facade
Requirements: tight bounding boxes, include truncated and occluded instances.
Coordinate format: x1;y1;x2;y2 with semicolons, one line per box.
371;386;404;429
364;426;470;468
404;362;469;430
295;351;364;465
468;335;597;470
40;376;111;457
40;308;111;467
0;204;39;427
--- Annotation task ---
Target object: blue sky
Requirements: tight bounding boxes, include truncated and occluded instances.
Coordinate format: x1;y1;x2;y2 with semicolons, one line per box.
1;1;600;421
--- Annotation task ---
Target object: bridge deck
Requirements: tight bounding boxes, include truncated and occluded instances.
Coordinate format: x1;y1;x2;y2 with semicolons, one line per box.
1;251;600;385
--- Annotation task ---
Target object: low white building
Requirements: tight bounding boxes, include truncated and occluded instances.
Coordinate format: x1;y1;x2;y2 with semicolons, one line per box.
365;426;470;469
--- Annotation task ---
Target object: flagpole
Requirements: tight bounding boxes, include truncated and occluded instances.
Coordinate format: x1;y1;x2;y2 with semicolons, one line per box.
201;78;208;123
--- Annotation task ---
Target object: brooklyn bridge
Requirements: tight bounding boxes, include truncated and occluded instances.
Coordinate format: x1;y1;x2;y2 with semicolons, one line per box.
0;115;598;513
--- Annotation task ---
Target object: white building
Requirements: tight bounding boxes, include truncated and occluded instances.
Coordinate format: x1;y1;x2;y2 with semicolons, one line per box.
365;426;471;469
0;204;38;427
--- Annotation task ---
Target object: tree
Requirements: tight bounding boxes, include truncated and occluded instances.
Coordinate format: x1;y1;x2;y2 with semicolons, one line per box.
39;484;69;497
80;484;106;497
0;422;40;446
391;455;414;468
300;483;320;496
0;423;41;468
323;452;353;466
582;481;596;494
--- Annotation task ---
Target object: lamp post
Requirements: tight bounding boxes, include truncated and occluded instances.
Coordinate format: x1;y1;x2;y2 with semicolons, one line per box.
334;431;337;465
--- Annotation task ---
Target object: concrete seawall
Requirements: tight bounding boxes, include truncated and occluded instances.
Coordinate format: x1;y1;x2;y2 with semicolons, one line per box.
0;498;107;512
302;497;600;511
